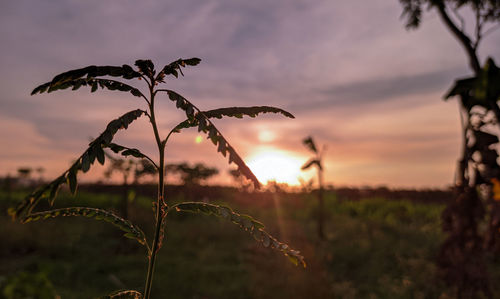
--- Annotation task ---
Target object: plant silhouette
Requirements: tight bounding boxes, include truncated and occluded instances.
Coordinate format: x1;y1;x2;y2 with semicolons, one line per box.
9;58;305;299
400;1;500;297
301;136;326;240
103;153;157;218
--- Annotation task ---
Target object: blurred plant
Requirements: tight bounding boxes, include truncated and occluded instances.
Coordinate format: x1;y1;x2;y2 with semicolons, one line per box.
9;58;305;298
16;167;32;180
298;177;314;193
228;167;253;191
166;162;218;185
400;0;500;297
35;167;45;183
0;271;59;299
134;160;158;184
301;136;326;240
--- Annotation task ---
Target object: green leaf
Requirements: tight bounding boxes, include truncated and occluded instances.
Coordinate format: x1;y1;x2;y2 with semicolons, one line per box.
67;168;78;195
48;176;65;206
10;110;146;220
41;64;140;87
32;78;144;99
22;207;148;247
96;147;106;165
96;79;144;98
48;184;60;206
183;58;202;66
158;58;201;80
100;290;142;299
105;143;154;165
31;82;51;95
135;59;155;78
81;152;91;173
90;109;146;148
202;106;294;119
91;80;98;92
162;94;300;188
172;106;293;134
170;202;306;268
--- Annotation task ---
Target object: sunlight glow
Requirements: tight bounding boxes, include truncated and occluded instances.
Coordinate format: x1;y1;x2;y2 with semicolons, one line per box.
257;130;276;142
246;147;304;186
195;135;203;144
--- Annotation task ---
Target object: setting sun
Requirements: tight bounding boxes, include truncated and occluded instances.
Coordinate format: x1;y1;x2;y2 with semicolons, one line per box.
246;147;305;186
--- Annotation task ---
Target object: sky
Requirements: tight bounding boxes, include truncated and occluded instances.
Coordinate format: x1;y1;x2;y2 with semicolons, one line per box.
1;0;500;188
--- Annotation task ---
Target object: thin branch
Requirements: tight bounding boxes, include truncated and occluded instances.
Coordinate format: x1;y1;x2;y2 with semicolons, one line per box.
162;126;180;146
140;74;152;89
473;8;483;50
451;6;466;31
436;4;481;74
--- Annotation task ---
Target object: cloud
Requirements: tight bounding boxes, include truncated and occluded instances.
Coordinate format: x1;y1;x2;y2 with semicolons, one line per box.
1;0;500;187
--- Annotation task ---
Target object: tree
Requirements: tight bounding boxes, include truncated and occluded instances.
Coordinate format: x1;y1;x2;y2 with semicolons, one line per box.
399;1;500;297
301;136;326;240
166;162;218;185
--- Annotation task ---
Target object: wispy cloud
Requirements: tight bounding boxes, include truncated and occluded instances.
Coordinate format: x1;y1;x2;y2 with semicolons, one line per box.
1;0;499;187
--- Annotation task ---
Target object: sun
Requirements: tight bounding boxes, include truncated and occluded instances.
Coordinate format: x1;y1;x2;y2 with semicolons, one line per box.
246;147;304;186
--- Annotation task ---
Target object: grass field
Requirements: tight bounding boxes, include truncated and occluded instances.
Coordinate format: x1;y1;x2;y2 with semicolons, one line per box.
1;186;496;298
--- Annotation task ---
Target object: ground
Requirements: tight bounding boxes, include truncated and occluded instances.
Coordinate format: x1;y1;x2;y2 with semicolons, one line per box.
1;186;497;298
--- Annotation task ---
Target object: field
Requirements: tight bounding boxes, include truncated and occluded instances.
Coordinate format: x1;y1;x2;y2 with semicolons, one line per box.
1;186;498;298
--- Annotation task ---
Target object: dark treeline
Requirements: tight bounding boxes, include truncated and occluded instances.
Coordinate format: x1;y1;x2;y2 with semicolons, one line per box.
0;174;453;205
75;183;452;205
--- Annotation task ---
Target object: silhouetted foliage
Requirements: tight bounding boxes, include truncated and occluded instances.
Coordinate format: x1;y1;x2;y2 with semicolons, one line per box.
228;167;253;191
400;1;500;297
166;162;218;185
16;168;32;179
301;136;327;240
9;58;303;298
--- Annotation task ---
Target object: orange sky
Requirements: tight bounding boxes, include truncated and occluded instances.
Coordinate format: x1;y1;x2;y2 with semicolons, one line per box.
1;1;499;188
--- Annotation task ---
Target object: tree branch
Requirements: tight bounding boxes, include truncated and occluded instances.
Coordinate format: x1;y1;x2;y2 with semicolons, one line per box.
436;4;481;74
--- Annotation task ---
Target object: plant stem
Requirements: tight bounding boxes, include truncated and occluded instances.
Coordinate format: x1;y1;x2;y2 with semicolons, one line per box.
317;165;324;240
144;86;166;299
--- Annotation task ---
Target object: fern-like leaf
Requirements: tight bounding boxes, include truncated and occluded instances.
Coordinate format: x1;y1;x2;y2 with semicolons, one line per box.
162;91;295;188
105;143;158;170
162;90;267;188
32;64;140;93
203;106;294;119
156;58;201;81
9;110;146;220
107;143;147;159
169;202;306;268
100;290;142;299
32;78;144;98
22;207;148;248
